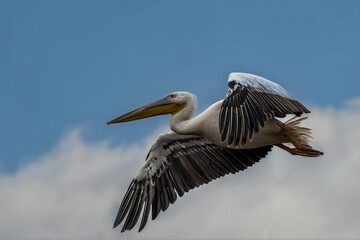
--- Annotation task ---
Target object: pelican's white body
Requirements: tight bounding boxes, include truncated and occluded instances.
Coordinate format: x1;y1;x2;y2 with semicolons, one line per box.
169;96;288;149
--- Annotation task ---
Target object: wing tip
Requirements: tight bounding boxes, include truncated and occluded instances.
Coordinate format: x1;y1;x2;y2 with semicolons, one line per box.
113;221;119;229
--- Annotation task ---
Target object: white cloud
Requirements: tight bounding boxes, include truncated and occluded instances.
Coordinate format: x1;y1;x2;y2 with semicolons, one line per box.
1;101;360;239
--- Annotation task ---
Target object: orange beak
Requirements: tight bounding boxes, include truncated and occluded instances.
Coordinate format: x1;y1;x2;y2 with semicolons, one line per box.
107;98;185;125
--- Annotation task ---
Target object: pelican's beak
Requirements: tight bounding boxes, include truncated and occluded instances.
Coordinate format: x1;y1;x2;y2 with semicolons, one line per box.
107;98;185;125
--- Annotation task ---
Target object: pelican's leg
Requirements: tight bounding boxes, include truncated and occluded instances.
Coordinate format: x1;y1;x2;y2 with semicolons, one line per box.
275;144;323;157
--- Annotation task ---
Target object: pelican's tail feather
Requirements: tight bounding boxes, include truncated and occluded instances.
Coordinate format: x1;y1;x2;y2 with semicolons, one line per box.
279;116;324;157
284;116;313;147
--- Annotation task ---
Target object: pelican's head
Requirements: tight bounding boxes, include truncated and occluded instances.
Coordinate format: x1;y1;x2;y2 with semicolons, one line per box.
107;91;195;125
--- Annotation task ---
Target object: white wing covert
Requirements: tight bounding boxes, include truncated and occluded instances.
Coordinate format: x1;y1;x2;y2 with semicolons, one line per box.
113;132;272;232
219;73;310;147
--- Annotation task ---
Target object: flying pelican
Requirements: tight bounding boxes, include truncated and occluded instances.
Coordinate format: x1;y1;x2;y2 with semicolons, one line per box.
107;72;323;232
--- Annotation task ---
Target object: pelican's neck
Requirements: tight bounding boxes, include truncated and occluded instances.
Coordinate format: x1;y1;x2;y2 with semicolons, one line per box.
169;97;199;135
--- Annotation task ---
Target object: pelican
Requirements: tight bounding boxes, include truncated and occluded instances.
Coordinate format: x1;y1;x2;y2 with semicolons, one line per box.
107;72;323;232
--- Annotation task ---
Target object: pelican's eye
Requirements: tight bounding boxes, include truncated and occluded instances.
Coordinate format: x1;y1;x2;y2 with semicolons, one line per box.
167;94;176;98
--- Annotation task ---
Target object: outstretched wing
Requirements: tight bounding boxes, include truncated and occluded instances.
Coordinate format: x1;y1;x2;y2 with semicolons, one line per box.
219;72;310;147
113;132;272;232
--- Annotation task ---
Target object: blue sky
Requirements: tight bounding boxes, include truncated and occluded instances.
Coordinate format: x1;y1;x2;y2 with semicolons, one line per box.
1;0;360;172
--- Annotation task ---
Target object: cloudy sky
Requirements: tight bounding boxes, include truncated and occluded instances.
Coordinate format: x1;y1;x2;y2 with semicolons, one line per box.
1;0;360;239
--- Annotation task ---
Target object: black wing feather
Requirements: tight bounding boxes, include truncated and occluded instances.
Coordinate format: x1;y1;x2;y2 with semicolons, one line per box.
114;134;273;232
220;74;310;146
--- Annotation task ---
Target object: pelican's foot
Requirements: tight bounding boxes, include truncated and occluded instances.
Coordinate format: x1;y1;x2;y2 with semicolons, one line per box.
276;144;324;157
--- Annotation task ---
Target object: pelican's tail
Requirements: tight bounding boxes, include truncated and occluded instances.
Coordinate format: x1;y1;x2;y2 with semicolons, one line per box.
284;116;313;147
278;116;324;157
